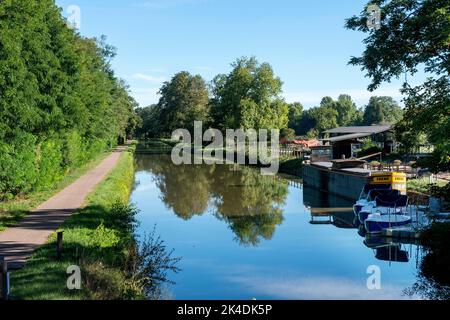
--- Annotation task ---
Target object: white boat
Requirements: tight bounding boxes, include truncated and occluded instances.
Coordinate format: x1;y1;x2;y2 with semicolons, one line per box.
358;206;401;223
357;194;407;223
353;186;396;215
364;213;412;234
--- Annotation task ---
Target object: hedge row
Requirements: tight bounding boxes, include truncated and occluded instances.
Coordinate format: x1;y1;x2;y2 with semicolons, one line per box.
0;1;139;199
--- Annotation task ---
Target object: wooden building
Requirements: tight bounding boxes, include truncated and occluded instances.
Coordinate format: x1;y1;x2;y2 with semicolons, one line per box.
320;125;395;160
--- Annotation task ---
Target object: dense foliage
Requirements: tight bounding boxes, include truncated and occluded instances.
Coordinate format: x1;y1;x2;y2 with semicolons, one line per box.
210;57;289;131
135;105;160;139
346;0;450;172
362;96;403;125
136;57;290;138
11;152;180;300
292;94;403;137
0;0;138;198
145;72;209;137
287;102;304;134
136;63;403;140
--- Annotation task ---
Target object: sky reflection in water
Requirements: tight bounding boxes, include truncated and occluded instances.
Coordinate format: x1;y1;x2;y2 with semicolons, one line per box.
130;155;423;300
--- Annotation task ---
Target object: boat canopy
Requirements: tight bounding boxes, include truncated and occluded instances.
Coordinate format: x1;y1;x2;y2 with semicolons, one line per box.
375;194;408;208
363;183;391;194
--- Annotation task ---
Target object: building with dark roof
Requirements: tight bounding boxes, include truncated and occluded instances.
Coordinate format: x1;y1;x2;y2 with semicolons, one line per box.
323;125;392;135
320;125;395;160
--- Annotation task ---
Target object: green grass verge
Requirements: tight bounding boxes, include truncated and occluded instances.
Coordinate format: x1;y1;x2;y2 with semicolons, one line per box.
10;150;138;300
407;178;448;195
0;151;111;231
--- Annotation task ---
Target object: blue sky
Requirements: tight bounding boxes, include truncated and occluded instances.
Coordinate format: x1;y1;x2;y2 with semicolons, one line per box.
55;0;425;108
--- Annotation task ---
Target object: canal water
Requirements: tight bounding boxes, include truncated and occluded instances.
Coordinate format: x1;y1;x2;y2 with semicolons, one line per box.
130;154;423;300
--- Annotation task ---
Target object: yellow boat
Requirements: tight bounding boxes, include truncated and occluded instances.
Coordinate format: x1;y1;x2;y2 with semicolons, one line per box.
369;172;407;194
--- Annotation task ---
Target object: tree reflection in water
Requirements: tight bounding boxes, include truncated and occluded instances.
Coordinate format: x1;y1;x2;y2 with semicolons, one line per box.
404;223;450;300
135;155;288;246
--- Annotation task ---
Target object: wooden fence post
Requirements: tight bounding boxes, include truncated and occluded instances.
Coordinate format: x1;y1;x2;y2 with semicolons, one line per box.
56;231;64;259
0;256;9;300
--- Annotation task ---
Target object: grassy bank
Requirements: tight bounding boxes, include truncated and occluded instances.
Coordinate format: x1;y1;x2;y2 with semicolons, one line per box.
10;150;140;300
407;177;448;195
0;151;111;231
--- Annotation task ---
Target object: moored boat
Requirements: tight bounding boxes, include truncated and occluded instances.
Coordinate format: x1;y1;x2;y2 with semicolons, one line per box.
364;213;412;234
354;172;407;215
357;193;407;223
353;184;392;214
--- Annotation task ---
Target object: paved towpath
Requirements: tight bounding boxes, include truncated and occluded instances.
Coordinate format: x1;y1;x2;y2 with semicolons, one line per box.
0;147;126;269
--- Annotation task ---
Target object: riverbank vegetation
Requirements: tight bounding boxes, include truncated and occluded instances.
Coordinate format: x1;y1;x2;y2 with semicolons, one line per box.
0;1;139;200
0;152;109;231
10;151;179;300
133;1;449;181
136;139;177;155
347;2;450;299
135;57;404;141
346;0;450;174
407;178;448;195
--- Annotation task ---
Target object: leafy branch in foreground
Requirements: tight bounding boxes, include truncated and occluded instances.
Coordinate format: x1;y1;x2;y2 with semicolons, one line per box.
346;0;450;171
125;226;181;300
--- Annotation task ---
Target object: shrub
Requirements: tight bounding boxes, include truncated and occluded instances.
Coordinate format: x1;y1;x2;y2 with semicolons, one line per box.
109;202;139;232
430;183;450;202
355;138;383;158
125;228;181;300
35;138;63;191
280;128;296;141
370;161;381;167
0;132;38;198
62;131;83;169
84;139;109;161
82;260;130;300
279;158;303;175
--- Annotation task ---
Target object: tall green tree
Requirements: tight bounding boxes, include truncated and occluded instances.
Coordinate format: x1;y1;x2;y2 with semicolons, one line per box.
296;103;338;138
288;102;303;134
210;57;288;130
363;96;403;125
309;103;339;133
156;71;209;136
335;94;363;126
317;95;363;127
346;0;450;171
288;102;304;134
0;0;138;198
135;105;160;139
297;109;317;136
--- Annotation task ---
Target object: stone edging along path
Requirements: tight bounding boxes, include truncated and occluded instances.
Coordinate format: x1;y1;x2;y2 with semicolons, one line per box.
0;147;126;269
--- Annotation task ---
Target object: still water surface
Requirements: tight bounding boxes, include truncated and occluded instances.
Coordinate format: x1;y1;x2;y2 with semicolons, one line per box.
130;155;422;300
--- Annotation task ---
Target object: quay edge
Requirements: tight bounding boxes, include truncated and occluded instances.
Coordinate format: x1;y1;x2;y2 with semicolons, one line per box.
302;163;369;202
